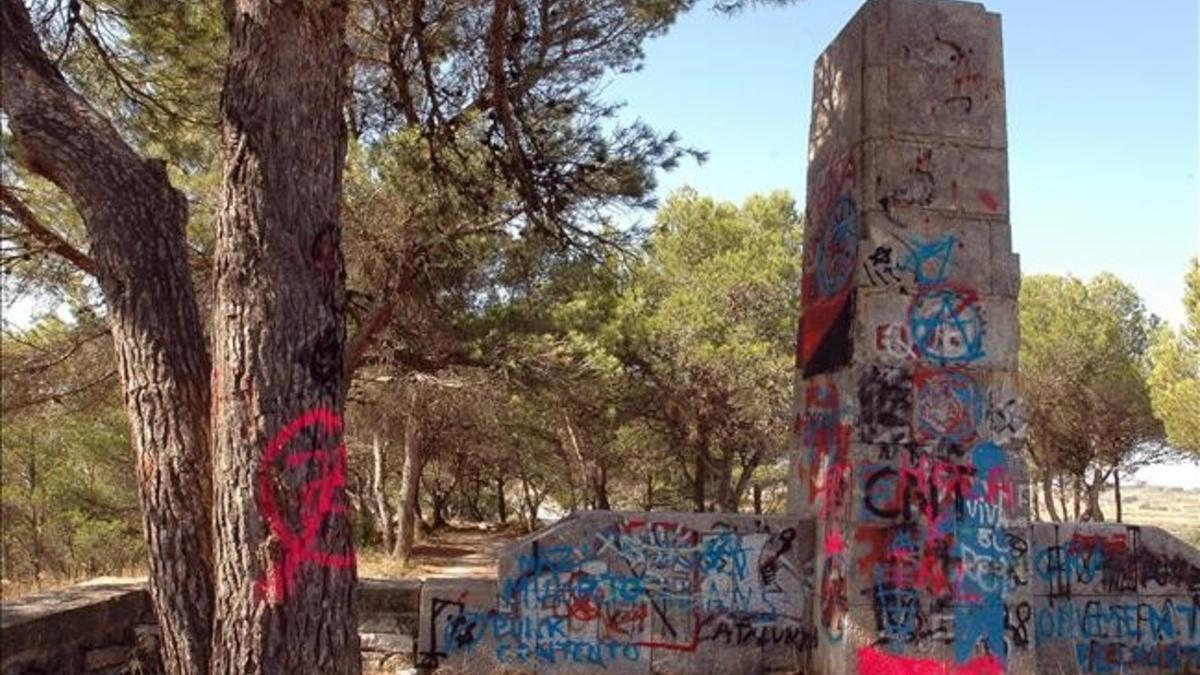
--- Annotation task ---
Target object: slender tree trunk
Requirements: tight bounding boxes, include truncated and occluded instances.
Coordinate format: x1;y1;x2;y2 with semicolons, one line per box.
1086;469;1105;522
693;447;708;512
1057;477;1069;523
209;1;357;672
495;476;508;524
732;448;765;509
519;476;541;533
430;491;448;529
393;393;423;563
467;476;484;522
1032;479;1041;522
563;415;608;511
1114;469;1123;523
372;434;393;551
714;453;736;512
594;465;611;511
643;473;654;511
27;452;42;585
1072;475;1081;521
753;485;764;515
2;4;213;673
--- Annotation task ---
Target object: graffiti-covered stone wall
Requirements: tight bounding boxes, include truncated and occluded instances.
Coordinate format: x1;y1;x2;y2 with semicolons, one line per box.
417;512;819;673
1030;523;1200;674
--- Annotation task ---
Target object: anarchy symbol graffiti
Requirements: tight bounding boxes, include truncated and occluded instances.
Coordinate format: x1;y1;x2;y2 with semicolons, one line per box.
257;408;356;603
908;286;985;364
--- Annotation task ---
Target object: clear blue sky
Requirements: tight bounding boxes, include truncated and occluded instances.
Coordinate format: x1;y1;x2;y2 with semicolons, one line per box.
605;0;1199;326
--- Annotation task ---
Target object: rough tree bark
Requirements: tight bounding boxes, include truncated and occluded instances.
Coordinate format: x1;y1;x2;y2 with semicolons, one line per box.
1;3;214;673
393;389;423;563
208;0;359;672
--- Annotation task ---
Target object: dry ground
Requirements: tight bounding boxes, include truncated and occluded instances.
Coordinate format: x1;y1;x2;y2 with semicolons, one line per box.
1094;484;1200;548
356;524;520;580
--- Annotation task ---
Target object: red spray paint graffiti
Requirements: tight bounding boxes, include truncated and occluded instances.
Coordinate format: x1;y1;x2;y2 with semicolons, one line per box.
798;152;859;376
858;646;1004;675
257;408;355;603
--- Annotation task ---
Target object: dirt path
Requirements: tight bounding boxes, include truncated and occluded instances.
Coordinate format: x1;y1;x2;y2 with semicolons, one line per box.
358;525;522;580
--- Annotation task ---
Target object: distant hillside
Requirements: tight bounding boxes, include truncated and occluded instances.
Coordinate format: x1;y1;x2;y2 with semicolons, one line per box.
1091;484;1200;548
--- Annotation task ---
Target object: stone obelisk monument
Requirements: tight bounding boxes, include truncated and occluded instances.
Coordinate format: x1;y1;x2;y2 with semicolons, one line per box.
789;1;1029;673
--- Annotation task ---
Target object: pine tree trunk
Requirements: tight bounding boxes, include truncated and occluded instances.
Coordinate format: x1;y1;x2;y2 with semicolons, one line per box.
693;447;708;512
393;394;422;563
1042;474;1061;523
1114;469;1123;523
1072;475;1081;521
1032;480;1041;522
1085;469;1105;522
372;433;393;551
208;1;358;672
2;4;214;673
495;476;508;524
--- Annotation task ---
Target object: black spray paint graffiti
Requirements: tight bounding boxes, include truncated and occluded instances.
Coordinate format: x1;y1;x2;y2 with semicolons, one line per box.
418;519;819;670
857;365;913;452
1033;526;1200;600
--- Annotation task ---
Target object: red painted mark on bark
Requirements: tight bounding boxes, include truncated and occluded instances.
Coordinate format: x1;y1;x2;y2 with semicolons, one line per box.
257;408;355;603
977;189;1000;212
857;647;1004;675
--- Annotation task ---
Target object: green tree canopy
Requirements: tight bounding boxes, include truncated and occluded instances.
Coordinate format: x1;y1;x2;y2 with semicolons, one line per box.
1149;257;1200;455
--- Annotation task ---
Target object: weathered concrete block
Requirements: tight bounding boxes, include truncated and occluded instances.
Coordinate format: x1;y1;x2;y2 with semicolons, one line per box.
853;288;1018;372
870;0;1007;146
861;140;1009;219
857;210;995;295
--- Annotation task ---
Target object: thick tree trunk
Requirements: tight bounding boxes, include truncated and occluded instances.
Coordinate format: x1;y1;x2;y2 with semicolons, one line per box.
372;434;394;551
393;395;423;563
1;4;213;673
208;1;358;672
1042;474;1061;523
1114;469;1123;523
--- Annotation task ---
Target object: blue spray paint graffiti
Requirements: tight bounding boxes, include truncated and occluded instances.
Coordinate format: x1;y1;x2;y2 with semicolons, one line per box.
815;196;860;298
908;286;985;364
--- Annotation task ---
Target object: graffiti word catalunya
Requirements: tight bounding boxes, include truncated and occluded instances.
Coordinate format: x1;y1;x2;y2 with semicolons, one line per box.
257;408;355;603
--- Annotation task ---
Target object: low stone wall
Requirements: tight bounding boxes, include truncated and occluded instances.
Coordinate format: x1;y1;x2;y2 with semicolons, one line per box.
1;577;425;675
415;514;1200;675
5;518;1199;674
417;511;820;674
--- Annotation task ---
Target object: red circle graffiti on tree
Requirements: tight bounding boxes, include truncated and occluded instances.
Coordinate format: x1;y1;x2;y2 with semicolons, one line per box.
257;408;355;603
